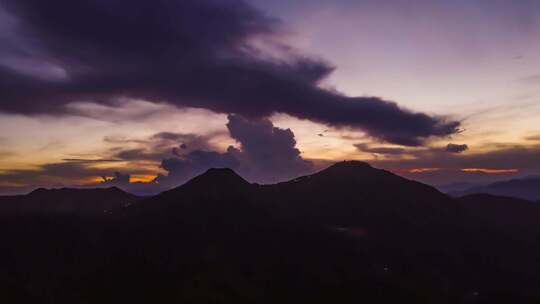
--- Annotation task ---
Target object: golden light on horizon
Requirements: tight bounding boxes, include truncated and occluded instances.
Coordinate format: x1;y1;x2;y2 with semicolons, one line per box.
409;168;441;173
130;175;157;183
461;168;519;174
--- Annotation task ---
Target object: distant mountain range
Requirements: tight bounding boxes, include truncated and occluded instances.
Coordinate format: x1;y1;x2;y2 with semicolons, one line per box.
1;161;540;303
0;187;139;216
442;176;540;201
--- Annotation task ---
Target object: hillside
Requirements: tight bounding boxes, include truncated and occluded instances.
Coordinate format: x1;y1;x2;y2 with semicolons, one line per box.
1;162;540;303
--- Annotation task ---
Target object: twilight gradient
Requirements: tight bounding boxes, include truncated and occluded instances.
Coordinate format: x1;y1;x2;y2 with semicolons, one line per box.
1;0;539;194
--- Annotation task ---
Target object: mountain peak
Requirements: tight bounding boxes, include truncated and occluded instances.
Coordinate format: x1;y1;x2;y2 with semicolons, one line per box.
28;187;48;195
327;161;374;170
201;167;246;180
281;161;400;189
183;168;249;188
318;161;382;178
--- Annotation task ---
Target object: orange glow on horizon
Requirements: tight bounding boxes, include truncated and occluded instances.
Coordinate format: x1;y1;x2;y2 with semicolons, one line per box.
85;177;107;185
130;175;156;183
409;168;441;173
461;168;519;174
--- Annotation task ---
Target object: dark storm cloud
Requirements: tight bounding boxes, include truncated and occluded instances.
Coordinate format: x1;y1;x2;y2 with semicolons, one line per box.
445;143;468;154
0;0;459;145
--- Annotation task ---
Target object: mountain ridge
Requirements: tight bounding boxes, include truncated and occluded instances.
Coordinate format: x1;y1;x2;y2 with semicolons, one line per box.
0;186;138;216
458;176;540;201
3;161;540;302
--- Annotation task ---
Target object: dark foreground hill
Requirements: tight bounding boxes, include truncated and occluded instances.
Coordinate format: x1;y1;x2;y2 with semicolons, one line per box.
1;161;540;303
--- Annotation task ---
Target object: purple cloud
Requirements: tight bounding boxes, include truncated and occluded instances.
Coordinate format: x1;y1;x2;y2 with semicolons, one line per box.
0;0;459;146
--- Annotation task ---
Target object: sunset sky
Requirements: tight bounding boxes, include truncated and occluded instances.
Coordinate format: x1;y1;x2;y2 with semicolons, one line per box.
1;0;539;194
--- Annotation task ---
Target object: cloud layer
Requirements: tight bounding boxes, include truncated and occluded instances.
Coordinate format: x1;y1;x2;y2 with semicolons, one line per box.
446;143;469;154
0;0;459;145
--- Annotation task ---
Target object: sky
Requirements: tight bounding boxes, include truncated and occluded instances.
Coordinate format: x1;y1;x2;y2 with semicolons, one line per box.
0;0;539;194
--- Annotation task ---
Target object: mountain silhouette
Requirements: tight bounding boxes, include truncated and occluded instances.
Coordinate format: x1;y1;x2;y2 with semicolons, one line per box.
120;168;258;222
265;161;457;226
0;187;138;216
2;161;540;303
458;176;540;201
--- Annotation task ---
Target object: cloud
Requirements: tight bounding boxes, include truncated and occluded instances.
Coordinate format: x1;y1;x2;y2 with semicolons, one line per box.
520;74;540;84
525;134;540;142
114;149;163;161
399;168;522;187
0;150;13;158
445;143;468;153
0;156;170;195
101;172;130;187
98;114;314;189
374;144;540;171
354;143;406;155
109;131;220;162
0;0;459;146
354;142;468;158
154;150;240;188
155;114;314;186
62;158;123;163
0;160;130;187
370;143;540;185
226;114;313;182
0;113;307;193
